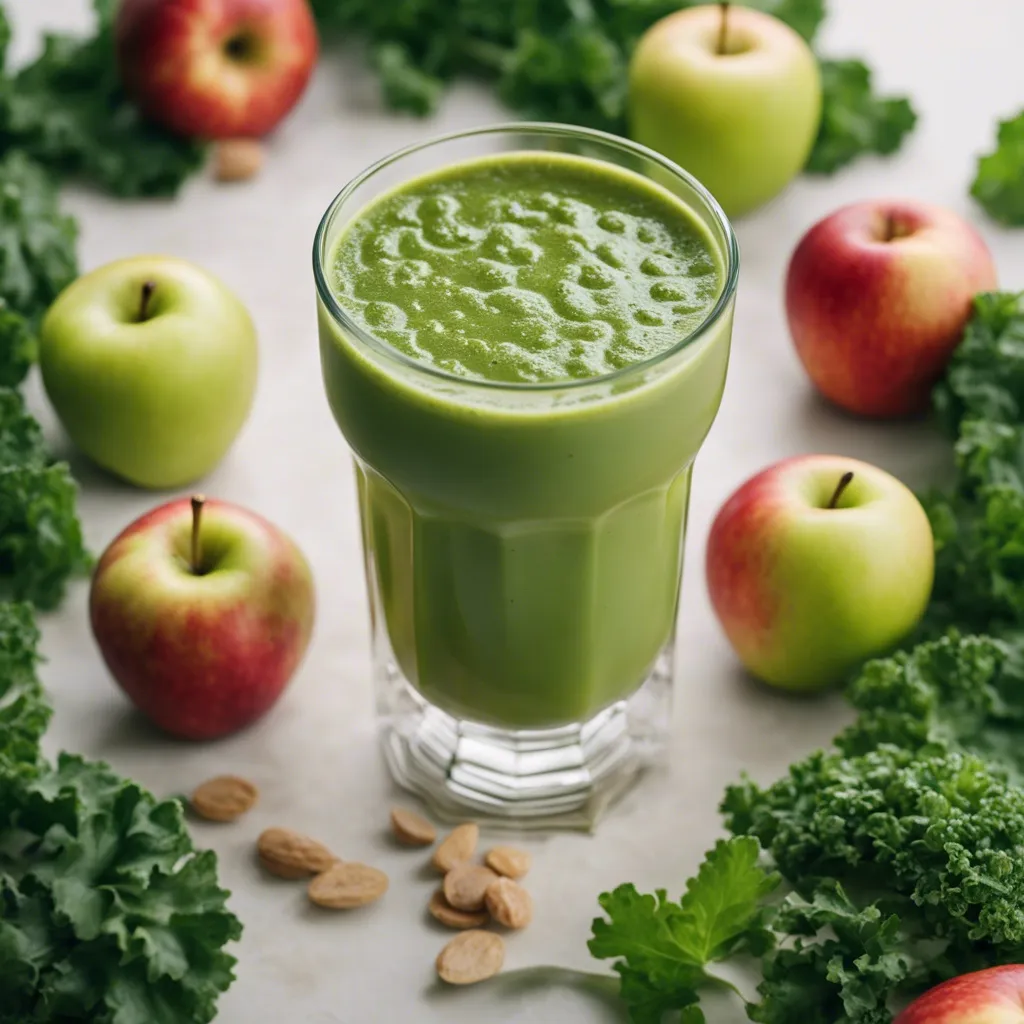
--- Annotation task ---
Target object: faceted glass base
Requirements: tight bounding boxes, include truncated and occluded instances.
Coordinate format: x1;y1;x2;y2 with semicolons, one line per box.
377;649;673;831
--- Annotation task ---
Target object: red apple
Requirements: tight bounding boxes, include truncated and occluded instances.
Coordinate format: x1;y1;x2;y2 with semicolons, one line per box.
116;0;319;140
90;495;315;739
705;454;934;691
895;966;1024;1023
785;199;997;417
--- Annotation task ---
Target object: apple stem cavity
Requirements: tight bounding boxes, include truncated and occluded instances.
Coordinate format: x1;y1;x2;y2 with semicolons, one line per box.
717;2;731;55
138;280;157;322
190;494;206;575
828;471;855;510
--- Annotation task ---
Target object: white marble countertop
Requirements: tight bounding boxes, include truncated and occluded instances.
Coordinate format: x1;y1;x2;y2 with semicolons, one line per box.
12;1;1023;1021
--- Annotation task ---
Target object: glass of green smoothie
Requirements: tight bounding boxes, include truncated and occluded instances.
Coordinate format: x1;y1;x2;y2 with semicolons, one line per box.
314;123;737;828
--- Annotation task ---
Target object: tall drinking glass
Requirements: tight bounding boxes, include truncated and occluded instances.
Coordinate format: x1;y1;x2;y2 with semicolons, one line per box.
314;124;738;829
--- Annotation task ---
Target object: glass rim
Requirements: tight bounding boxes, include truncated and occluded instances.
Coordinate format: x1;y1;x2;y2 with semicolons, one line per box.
312;121;740;394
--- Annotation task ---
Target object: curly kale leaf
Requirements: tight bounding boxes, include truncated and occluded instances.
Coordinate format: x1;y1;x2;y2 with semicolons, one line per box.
932;292;1024;458
971;110;1024;226
0;0;206;198
838;633;1024;782
0;388;90;610
0;304;36;388
806;59;917;174
724;747;1024;962
0;601;50;779
0;152;77;325
751;883;926;1024
0;754;242;1024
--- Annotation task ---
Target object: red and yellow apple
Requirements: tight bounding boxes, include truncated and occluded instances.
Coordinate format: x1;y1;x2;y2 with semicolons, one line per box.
786;199;998;417
895;966;1024;1024
90;496;315;739
705;454;934;692
116;0;319;139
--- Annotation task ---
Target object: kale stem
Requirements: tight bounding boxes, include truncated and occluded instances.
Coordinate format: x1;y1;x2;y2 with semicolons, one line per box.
828;471;855;509
717;2;730;55
190;494;205;574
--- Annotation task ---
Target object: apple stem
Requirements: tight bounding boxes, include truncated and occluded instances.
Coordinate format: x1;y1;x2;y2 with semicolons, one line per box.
828;471;855;509
717;2;730;54
190;494;205;574
138;280;156;321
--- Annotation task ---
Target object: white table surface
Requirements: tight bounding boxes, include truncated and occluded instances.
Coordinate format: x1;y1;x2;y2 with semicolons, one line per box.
12;2;1023;1020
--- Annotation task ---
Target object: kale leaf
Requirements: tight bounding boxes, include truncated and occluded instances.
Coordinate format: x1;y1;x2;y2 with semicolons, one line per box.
589;836;779;1023
971;110;1024;226
0;0;206;198
0;151;77;325
0;606;242;1024
0;388;90;610
805;59;918;174
311;0;912;174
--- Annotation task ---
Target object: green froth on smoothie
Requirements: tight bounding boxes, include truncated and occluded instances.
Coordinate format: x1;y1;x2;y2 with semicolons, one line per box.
330;152;724;384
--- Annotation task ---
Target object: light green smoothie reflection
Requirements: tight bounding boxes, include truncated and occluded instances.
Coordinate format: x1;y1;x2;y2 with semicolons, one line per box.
320;151;733;728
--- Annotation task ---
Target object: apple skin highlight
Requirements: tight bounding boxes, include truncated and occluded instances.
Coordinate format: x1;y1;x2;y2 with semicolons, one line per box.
786;199;998;417
706;454;934;692
90;498;315;740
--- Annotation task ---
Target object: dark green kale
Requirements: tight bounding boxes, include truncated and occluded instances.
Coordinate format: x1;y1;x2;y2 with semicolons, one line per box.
0;0;206;198
0;388;90;610
805;59;918;174
971;110;1024;226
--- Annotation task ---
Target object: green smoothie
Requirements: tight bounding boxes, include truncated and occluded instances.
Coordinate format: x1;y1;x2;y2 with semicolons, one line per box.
318;151;734;729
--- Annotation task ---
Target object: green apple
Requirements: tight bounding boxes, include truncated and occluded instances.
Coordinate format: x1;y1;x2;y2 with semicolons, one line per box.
629;3;822;217
705;455;934;691
39;255;258;489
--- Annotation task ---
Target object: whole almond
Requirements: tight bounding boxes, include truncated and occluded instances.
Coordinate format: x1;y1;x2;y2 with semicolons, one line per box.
443;863;499;912
190;775;258;822
214;138;265;183
484;845;531;879
432;823;479;873
436;930;505;985
308;862;389;909
428;888;489;930
257;827;337;879
485;877;533;929
390;807;437;847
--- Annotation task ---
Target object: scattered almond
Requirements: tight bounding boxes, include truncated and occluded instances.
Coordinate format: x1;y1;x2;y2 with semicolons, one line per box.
436;930;505;985
257;827;337;879
190;775;258;822
214;138;265;183
390;807;437;847
432;822;479;873
308;862;389;909
484;845;531;880
443;863;499;912
485;877;533;929
428;888;489;930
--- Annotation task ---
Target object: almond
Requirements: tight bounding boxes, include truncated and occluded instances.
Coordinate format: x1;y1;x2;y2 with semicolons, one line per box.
257;827;337;879
428;888;489;929
484;877;533;929
214;138;265;183
432;822;479;873
436;930;505;985
190;775;258;822
484;845;531;879
390;807;437;847
308;862;389;909
443;863;499;912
